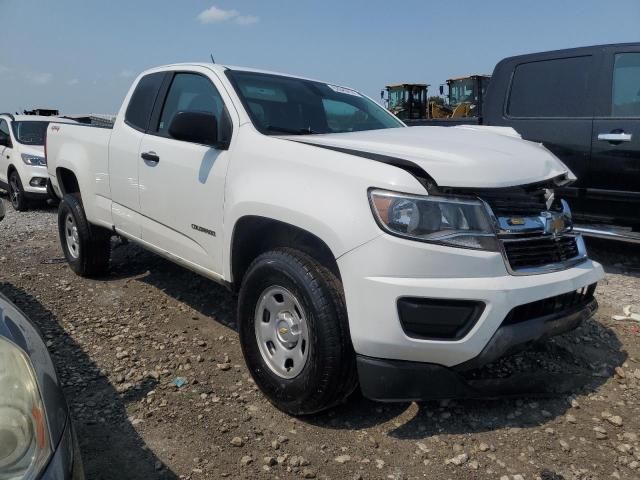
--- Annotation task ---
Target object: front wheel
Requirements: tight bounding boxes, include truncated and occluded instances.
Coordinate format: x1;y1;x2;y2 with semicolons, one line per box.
8;171;28;211
58;194;112;277
238;248;357;415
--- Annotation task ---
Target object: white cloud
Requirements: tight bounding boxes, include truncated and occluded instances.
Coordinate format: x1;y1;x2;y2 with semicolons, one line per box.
26;72;52;85
198;6;238;23
197;5;259;25
0;64;11;75
119;70;134;78
68;78;80;86
235;15;259;25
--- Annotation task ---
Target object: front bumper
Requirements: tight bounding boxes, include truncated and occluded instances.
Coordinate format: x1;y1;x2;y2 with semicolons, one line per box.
20;164;49;196
339;232;605;401
357;295;597;401
338;234;604;367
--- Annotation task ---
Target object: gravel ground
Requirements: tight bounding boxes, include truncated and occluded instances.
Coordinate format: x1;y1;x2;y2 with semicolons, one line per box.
1;195;640;480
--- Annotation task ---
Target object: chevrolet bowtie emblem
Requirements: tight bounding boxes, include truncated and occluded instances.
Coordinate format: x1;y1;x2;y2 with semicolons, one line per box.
279;327;289;335
508;217;526;226
548;216;566;235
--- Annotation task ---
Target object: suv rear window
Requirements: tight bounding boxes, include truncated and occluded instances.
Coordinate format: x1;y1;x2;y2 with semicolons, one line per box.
125;72;164;131
507;56;592;118
11;121;49;145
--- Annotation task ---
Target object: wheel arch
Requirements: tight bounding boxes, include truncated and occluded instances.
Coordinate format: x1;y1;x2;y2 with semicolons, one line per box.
56;167;81;198
229;215;341;290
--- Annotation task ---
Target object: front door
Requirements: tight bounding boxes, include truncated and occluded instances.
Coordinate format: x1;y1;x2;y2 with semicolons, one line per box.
138;70;232;276
590;48;640;227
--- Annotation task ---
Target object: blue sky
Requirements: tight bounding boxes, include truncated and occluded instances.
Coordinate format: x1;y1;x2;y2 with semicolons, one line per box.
1;0;639;114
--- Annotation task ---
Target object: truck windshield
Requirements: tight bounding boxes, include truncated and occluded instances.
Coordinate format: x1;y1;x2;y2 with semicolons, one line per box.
11;121;49;145
226;70;404;135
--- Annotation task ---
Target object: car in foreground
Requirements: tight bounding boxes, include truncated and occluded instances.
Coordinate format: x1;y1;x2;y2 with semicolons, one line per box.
0;114;76;211
0;199;84;478
46;63;604;414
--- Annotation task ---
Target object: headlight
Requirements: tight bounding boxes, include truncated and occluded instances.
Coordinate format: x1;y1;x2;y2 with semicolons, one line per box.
20;154;46;167
0;337;50;480
369;189;498;251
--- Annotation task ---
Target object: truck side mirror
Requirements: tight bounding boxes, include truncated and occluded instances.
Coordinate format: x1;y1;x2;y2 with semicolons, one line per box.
439;85;444;96
169;111;219;147
0;133;10;148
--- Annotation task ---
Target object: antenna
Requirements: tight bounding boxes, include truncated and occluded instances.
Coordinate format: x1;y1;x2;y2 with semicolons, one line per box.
210;54;215;64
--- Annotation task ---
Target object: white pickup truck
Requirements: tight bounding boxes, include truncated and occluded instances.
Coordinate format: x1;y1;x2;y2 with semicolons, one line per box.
46;63;604;414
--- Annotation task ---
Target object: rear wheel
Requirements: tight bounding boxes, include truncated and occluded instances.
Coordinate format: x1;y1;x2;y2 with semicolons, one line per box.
238;248;357;415
58;194;112;277
8;171;28;211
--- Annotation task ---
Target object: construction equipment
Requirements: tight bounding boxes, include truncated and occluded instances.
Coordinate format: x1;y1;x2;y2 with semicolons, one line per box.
382;83;429;120
433;75;491;119
23;108;59;116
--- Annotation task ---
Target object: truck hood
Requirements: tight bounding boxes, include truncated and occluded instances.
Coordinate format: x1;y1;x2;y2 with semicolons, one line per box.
287;126;573;189
20;145;45;157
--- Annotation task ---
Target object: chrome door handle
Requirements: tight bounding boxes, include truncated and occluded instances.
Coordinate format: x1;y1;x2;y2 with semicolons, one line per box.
598;132;632;142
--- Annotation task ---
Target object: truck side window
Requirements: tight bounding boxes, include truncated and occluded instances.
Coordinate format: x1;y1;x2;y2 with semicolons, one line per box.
125;72;165;131
157;73;227;140
507;56;592;118
612;53;640;117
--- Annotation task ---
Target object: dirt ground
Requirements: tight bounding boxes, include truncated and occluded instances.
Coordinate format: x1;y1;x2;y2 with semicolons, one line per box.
1;196;640;480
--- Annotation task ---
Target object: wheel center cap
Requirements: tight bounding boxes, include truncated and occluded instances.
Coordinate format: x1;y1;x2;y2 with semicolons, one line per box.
276;312;299;347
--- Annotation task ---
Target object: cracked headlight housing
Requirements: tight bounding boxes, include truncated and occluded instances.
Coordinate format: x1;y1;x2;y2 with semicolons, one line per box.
369;189;499;251
20;154;46;167
0;337;50;480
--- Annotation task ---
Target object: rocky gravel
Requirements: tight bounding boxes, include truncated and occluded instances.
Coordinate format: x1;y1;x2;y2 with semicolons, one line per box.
1;195;640;480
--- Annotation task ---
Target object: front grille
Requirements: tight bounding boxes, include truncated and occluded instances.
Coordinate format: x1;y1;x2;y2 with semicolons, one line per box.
480;188;557;216
443;185;562;217
442;181;585;272
503;283;596;326
503;235;580;270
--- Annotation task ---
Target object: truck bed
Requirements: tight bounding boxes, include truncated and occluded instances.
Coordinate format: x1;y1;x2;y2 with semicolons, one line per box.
46;121;113;224
61;114;116;128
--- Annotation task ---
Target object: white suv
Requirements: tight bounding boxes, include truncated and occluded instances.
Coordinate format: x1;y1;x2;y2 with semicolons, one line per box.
0;114;75;211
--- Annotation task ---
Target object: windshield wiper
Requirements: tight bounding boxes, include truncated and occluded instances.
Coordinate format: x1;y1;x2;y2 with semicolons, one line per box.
266;125;320;135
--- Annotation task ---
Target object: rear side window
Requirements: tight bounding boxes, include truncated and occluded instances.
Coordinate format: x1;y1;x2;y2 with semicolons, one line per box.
612;53;640;117
507;56;592;118
125;72;164;131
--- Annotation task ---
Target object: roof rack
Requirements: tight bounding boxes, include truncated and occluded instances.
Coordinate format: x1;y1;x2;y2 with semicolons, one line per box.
0;113;15;120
